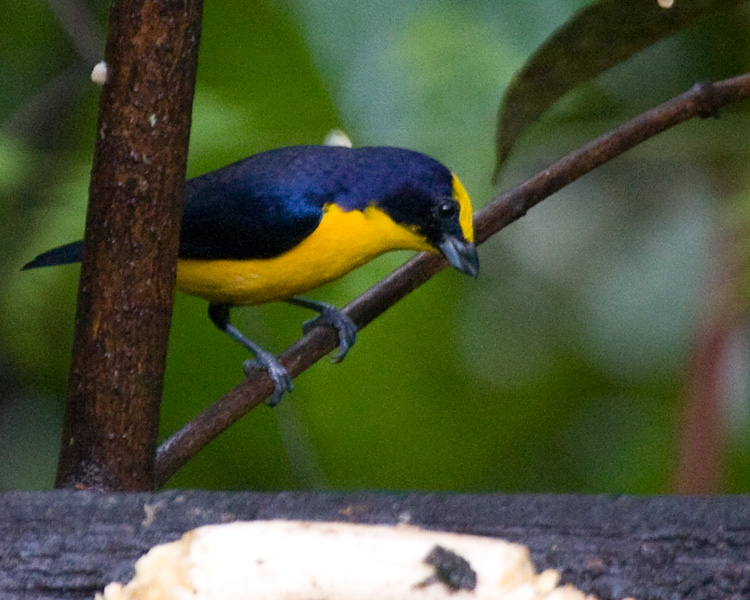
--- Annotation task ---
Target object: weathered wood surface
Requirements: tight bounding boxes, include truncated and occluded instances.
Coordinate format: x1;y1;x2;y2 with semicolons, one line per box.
1;491;748;600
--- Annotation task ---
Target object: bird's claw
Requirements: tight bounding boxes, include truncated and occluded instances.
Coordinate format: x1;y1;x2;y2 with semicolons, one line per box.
243;354;294;407
302;307;357;363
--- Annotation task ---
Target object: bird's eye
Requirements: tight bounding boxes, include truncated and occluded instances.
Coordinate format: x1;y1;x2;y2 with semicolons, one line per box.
437;201;458;219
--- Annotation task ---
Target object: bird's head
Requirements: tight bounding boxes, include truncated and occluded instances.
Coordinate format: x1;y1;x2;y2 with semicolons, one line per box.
434;175;478;279
367;150;478;279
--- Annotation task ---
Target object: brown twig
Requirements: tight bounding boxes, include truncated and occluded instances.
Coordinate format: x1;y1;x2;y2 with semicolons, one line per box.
154;73;750;487
56;0;203;491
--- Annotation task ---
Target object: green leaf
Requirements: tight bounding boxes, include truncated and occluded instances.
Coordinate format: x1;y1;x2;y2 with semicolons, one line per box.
494;0;747;178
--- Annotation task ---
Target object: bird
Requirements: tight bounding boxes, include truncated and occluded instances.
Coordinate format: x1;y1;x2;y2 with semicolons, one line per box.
23;145;479;405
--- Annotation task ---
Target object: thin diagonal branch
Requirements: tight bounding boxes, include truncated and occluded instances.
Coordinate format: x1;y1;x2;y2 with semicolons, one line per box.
154;73;750;487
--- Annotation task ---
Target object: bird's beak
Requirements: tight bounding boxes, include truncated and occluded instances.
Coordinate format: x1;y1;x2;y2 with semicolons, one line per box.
438;235;479;279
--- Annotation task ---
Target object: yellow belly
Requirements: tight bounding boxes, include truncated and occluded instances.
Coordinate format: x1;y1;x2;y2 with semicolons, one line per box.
175;203;434;305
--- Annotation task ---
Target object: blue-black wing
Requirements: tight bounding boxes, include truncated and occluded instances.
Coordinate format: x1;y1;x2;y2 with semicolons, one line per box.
178;146;356;260
179;151;324;260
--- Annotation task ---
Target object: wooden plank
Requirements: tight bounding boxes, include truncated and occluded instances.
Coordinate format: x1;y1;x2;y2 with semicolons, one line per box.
1;491;748;599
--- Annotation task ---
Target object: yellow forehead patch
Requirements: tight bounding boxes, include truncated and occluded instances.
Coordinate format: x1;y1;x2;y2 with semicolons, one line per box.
451;174;474;243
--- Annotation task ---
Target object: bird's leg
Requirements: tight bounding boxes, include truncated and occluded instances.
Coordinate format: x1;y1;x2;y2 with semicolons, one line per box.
207;303;293;407
286;296;357;363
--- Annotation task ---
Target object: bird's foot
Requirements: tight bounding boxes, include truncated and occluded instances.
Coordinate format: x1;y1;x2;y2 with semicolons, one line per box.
243;351;294;407
302;305;357;363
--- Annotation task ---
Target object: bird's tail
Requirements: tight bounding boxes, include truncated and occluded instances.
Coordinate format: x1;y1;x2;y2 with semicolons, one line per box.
22;240;83;270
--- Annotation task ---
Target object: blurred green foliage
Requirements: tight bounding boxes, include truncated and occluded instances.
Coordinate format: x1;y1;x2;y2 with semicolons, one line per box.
1;0;750;492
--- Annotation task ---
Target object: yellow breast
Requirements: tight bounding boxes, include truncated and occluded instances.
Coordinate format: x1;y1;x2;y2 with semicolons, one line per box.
175;203;434;305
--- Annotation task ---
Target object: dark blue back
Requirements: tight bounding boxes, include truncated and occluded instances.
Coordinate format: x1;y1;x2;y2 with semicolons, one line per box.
179;145;453;260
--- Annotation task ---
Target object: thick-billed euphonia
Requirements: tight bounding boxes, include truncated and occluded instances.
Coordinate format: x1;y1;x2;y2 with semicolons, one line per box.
24;145;478;405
